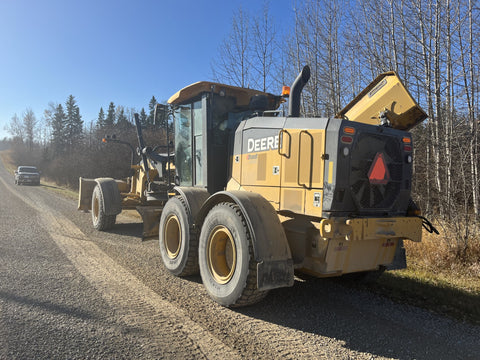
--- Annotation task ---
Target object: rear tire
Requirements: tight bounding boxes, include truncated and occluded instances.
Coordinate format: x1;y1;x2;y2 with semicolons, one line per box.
159;196;198;276
199;202;267;307
91;185;116;231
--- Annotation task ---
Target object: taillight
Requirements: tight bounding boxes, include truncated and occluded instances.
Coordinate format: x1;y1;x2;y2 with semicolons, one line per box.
402;136;412;152
343;126;356;135
341;126;355;144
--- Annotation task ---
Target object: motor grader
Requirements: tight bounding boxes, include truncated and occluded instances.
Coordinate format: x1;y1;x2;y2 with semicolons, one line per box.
79;66;434;307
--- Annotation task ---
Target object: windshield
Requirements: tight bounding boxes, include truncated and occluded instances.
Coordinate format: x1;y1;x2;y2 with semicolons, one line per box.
174;103;193;186
18;167;38;173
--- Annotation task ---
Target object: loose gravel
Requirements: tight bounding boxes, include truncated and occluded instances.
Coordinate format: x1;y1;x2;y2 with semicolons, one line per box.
0;162;479;359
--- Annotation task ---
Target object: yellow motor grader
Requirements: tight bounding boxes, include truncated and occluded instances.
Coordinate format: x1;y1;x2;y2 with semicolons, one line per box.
79;66;436;307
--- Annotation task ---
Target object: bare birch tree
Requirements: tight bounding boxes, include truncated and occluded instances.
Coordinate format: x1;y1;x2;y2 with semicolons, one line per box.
211;7;252;88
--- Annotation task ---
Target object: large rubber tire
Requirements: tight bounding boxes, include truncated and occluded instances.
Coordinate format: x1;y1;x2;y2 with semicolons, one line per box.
199;202;267;307
159;196;198;276
91;184;116;231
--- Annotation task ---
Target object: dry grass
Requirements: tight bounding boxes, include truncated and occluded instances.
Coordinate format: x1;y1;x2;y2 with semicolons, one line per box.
0;149;16;173
404;224;480;293
370;222;480;323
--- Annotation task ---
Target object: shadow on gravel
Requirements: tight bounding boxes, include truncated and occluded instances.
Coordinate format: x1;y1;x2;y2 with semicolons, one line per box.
107;223;144;238
237;277;477;360
36;184;59;189
0;290;93;320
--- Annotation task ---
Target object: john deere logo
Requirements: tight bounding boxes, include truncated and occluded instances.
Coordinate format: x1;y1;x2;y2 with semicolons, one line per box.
368;152;390;185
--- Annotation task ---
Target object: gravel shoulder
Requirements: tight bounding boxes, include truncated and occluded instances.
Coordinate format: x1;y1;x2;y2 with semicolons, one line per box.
0;161;479;359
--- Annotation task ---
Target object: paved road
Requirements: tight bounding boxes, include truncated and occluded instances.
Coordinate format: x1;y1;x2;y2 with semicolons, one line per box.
0;161;479;359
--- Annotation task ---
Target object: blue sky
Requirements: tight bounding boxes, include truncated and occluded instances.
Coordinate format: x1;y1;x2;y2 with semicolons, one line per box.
0;0;294;139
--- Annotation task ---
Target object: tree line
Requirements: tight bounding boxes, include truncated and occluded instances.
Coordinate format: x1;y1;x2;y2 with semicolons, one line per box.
212;0;480;246
4;94;169;188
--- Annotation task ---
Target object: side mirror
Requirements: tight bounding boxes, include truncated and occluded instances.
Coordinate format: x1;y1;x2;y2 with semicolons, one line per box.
14;171;17;174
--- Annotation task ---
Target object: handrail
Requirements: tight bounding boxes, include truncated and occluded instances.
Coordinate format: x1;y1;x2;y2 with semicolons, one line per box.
297;130;314;189
278;129;291;158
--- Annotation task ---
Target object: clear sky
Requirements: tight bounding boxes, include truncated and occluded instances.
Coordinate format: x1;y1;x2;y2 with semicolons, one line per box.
0;0;294;139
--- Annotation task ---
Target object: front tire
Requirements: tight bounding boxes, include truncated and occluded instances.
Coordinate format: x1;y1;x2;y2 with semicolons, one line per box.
199;202;267;307
159;196;198;276
91;185;116;231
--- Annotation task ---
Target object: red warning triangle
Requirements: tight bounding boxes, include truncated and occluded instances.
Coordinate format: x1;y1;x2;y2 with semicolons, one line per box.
368;153;390;185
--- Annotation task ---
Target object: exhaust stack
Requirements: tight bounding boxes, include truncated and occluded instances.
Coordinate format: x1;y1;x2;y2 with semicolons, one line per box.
288;65;310;117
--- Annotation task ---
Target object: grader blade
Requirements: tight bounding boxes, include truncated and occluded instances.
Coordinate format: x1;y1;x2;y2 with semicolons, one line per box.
78;177;97;211
137;206;163;240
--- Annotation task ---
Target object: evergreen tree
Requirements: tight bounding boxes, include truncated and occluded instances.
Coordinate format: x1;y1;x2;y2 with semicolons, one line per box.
97;107;105;128
116;105;131;129
139;108;148;127
65;95;83;150
105;102;116;126
51;104;66;154
147;96;157;126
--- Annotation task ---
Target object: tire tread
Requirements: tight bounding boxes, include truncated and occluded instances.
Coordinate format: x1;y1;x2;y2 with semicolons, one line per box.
217;202;267;307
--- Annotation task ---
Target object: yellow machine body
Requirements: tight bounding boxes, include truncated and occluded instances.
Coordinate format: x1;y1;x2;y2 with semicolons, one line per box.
336;71;427;130
226;115;422;277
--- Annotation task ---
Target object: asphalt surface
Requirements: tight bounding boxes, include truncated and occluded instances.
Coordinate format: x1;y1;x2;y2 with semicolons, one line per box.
0;161;479;359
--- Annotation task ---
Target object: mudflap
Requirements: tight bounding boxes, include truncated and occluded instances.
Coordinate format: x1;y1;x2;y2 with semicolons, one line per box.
197;190;294;291
137;206;163;240
257;259;295;291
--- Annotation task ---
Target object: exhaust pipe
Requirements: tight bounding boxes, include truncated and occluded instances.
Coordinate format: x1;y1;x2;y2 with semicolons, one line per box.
288;65;310;117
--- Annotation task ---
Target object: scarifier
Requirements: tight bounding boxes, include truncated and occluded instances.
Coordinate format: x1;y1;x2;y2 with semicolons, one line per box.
78;66;437;307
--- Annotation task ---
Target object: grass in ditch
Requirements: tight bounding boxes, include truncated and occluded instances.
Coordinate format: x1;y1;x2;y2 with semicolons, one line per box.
366;230;480;324
0;149;78;200
0;149;16;173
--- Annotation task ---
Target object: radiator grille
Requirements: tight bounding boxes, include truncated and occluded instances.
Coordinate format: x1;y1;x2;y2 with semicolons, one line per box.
349;133;403;209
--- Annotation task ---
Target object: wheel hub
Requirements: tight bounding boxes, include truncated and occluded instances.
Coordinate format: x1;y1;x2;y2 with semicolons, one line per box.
164;215;182;259
207;226;236;284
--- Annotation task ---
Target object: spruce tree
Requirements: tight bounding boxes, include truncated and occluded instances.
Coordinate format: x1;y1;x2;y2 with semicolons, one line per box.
65;95;83;151
147;96;157;126
97;107;105;128
51;104;66;154
140;108;148;127
116;105;131;129
105;102;115;126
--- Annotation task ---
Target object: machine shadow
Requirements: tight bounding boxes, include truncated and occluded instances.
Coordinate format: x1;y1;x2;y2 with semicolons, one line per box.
236;277;454;360
108;222;144;238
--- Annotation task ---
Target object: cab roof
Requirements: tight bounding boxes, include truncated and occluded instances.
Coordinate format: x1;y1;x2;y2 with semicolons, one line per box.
168;81;280;109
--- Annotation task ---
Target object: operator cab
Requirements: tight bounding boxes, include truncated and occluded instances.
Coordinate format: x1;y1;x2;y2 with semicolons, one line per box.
168;82;282;194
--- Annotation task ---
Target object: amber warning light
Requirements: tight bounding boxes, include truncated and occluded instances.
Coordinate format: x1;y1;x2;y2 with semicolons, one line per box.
368;153;390;185
281;86;290;97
